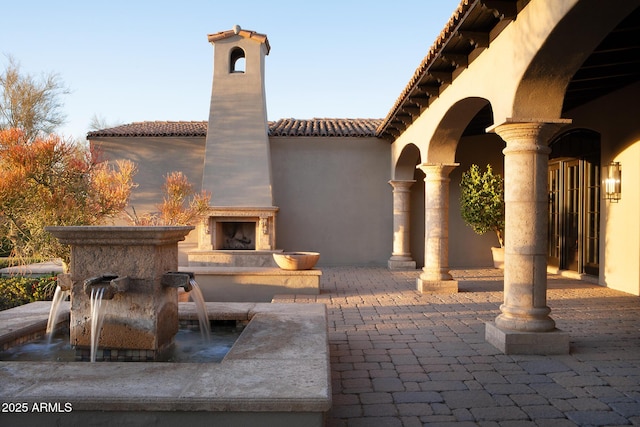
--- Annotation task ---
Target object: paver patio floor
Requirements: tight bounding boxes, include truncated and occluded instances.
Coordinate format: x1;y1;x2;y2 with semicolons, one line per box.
275;267;640;427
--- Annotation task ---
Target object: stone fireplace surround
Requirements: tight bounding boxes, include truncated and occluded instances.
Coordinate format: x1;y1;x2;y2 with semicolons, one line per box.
198;207;278;251
189;207;281;268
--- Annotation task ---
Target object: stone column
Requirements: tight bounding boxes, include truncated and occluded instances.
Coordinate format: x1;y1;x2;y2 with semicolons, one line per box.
416;163;458;293
485;120;570;355
388;180;417;270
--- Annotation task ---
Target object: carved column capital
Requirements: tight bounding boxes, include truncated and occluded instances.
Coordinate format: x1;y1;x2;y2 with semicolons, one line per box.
388;179;416;192
491;119;571;155
417;163;459;182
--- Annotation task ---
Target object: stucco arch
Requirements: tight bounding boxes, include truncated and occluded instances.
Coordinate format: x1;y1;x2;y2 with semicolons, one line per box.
393;143;421;181
510;0;639;121
427;97;491;163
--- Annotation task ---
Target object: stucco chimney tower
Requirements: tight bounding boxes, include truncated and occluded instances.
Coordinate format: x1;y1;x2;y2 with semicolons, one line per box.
195;26;278;260
202;25;273;206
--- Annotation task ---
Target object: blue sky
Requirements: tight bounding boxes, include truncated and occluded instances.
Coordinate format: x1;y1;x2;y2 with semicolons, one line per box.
2;1;460;140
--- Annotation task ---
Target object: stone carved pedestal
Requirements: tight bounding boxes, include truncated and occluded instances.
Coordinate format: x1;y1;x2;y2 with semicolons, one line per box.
46;226;193;359
388;180;417;270
416;164;458;293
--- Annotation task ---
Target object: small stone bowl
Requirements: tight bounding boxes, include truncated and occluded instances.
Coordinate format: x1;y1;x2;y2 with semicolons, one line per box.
273;252;320;270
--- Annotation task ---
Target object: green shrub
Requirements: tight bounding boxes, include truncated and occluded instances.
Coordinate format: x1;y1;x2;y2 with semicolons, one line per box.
459;164;505;247
0;275;58;311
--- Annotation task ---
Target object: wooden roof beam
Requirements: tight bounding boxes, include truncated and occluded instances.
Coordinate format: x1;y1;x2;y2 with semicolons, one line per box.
456;30;490;48
429;71;453;84
441;53;469;68
408;94;431;108
417;83;441;97
480;1;517;20
403;106;421;116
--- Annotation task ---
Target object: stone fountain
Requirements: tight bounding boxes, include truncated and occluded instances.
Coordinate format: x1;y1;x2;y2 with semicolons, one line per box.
47;225;195;361
1;225;331;425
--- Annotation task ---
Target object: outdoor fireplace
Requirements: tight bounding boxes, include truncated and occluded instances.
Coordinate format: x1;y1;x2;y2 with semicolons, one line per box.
198;207;278;252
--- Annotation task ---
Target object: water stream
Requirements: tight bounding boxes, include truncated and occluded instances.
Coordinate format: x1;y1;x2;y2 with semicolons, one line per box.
45;285;70;345
188;278;211;341
89;287;107;363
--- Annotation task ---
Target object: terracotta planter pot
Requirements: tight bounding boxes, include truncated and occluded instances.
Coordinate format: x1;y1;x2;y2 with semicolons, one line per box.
491;247;505;269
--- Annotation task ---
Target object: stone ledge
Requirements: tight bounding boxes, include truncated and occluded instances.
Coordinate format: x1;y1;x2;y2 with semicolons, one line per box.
180;267;322;302
185;266;322;276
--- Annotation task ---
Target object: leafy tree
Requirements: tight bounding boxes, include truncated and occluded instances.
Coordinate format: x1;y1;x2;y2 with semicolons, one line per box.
0;128;137;268
459;164;505;247
0;56;70;141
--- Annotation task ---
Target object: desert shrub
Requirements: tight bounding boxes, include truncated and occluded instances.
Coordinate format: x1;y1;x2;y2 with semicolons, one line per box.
0;275;58;310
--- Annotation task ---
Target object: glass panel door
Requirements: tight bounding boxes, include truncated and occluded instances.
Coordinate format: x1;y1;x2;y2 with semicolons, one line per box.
583;160;600;275
564;160;580;272
548;163;561;268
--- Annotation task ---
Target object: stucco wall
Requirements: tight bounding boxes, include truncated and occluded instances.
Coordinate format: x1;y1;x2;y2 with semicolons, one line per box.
91;136;207;219
270;136;392;266
93;134;392;267
567;81;640;295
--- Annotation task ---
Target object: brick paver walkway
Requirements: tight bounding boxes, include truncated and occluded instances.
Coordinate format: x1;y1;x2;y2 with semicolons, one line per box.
274;267;640;426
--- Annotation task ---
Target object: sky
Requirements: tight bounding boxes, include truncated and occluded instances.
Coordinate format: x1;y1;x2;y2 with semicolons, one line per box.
1;1;460;141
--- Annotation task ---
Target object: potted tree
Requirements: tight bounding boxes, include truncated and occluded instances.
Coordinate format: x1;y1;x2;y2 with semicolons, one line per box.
459;164;505;268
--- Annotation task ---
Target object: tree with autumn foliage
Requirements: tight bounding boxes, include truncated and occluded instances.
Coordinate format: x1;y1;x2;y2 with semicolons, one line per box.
0;128;137;267
126;171;210;226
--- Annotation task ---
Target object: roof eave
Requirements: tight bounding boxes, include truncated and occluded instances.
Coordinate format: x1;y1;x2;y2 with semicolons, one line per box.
376;0;521;141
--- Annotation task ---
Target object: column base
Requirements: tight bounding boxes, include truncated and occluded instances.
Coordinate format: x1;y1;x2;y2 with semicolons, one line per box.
485;322;569;355
416;278;458;294
388;259;417;270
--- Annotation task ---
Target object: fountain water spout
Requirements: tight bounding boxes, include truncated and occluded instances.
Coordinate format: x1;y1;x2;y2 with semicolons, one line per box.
83;275;129;300
161;272;194;292
57;273;72;291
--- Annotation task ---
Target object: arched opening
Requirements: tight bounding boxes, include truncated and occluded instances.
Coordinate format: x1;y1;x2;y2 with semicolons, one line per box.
230;47;246;73
394;143;421;180
548;129;601;276
394;143;424;268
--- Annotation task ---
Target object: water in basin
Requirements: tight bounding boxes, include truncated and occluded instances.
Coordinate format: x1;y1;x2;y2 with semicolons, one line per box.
0;321;243;363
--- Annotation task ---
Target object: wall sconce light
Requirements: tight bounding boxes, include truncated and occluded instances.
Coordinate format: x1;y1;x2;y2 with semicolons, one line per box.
604;161;622;202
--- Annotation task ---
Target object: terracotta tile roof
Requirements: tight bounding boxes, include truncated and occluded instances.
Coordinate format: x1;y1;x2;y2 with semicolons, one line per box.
207;26;270;54
269;118;382;137
87;121;208;138
87;118;382;139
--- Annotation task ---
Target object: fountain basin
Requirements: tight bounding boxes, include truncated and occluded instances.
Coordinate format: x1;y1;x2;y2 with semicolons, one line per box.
0;301;330;426
273;251;320;270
